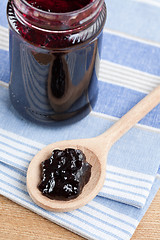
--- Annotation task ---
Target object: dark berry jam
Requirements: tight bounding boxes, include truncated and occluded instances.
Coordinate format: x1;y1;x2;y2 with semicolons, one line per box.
7;0;101;48
38;148;92;200
26;0;94;13
7;0;106;122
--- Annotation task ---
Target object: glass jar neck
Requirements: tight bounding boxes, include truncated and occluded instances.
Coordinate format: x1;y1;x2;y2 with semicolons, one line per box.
12;0;104;32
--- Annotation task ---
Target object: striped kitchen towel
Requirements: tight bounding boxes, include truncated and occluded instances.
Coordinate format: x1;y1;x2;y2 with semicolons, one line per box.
1;160;160;240
0;0;160;239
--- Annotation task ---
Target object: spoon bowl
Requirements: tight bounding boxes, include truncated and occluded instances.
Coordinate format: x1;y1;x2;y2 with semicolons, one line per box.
27;138;108;212
27;85;160;212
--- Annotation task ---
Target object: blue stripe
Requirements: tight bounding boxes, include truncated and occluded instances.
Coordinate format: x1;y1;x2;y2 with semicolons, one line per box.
98;192;144;208
0;161;26;176
0;158;27;172
0;148;30;163
94;81;160;129
0;50;9;84
66;211;125;240
78;208;132;237
102;185;147;199
0;178;28;196
0;186;38;207
0;169;26;185
101;32;160;76
86;204;136;228
105;178;151;191
0;132;42;151
106;170;153;184
0;139;35;157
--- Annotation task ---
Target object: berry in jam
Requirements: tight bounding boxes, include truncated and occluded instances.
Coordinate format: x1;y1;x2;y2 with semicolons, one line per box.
38;148;92;200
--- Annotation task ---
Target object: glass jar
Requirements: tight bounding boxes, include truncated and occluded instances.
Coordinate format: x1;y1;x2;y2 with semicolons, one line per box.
7;0;106;123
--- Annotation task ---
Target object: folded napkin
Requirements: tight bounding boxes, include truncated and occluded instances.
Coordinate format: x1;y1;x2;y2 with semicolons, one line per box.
1;0;160;239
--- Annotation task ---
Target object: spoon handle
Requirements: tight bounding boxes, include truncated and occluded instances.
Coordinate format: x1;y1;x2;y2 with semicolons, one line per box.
99;85;160;147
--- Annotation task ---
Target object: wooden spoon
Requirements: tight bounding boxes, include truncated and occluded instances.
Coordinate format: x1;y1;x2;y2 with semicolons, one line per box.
27;85;160;212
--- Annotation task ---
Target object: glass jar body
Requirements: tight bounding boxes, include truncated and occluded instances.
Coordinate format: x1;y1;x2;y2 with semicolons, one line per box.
7;0;106;123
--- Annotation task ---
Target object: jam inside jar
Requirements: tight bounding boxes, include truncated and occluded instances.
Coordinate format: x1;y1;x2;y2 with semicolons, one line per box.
7;0;106;122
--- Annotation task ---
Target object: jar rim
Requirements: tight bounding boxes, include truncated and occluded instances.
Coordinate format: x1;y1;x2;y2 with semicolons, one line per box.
12;0;104;31
18;0;99;16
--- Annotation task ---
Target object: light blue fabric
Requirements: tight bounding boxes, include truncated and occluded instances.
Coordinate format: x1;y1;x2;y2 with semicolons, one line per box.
106;0;160;43
0;0;160;239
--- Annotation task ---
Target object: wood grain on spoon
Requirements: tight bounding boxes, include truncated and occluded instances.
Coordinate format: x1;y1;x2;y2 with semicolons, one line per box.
27;85;160;212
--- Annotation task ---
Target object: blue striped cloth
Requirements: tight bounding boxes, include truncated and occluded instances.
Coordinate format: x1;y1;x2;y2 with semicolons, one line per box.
0;0;160;239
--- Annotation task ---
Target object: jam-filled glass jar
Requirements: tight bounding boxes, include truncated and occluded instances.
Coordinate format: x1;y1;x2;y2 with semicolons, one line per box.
7;0;106;122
